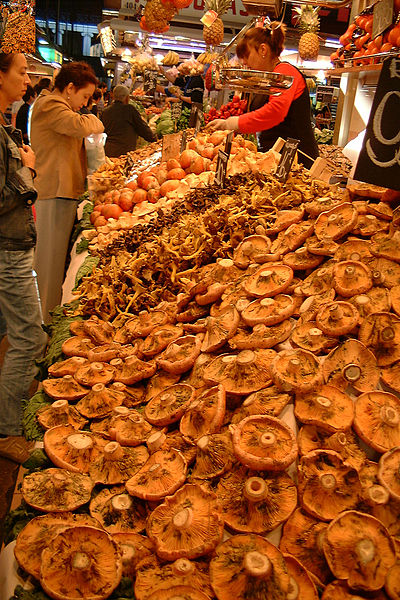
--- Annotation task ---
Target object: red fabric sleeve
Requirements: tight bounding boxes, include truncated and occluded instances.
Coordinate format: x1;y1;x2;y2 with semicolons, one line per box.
238;63;306;135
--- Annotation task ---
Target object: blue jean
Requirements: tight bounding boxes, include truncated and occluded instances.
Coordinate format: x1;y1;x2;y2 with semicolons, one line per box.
0;248;47;435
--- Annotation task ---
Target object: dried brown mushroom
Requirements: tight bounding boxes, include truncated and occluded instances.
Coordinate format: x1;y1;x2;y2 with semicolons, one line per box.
89;485;148;533
201;305;240;353
279;508;331;585
14;512;101;580
112;532;153;578
40;526;122;600
76;383;126;419
42;375;87;401
210;533;290;600
241;295;295;327
283;554;319;600
322;510;396;592
190;432;234;480
294;385;354;432
125;448;187;501
316;301;359;336
297;450;362;521
244;264;294;297
135;555;213;600
322;339;380;392
37;400;88;431
89;441;149;485
157;335;202;374
44;425;106;473
333;260;372;297
314;203;358;241
231;386;290;424
359;311;400;366
144;384;195;428
204;350;274;395
48;356;88;378
271;349;322;393
74;361;115;387
354;391;400;453
180;385;226;441
378;447;400;502
216;463;297;534
22;468;94;512
232;414;298;471
147;483;224;560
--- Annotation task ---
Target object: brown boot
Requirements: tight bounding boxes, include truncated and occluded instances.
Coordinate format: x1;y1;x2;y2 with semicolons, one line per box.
0;436;35;464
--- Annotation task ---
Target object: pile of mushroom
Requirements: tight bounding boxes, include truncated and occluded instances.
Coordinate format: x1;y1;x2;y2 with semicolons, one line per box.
13;175;400;600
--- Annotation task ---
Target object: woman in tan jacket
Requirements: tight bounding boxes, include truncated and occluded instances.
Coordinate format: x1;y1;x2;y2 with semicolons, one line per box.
30;62;104;322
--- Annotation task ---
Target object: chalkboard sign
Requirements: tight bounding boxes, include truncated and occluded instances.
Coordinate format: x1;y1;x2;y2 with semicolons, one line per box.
372;0;393;39
143;70;158;99
354;57;400;192
225;131;234;155
180;130;188;152
162;132;181;162
214;150;229;187
189;102;203;130
275;138;300;183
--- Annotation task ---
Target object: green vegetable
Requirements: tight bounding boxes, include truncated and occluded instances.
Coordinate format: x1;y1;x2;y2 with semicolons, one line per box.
156;109;174;136
11;577;135;600
35;300;82;380
3;501;41;546
76;237;89;254
74;255;100;289
22;390;52;441
22;448;51;472
177;106;191;131
69;194;94;248
11;585;51;600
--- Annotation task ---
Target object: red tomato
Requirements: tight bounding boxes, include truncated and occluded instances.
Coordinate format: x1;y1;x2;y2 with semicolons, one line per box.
365;18;373;34
374;35;383;49
388;26;400;46
381;42;393;52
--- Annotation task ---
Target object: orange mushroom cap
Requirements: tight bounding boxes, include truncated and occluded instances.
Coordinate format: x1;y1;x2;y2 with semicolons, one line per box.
233;235;272;269
354;391;400;453
74;361;115;387
42;375;88;402
244;264;294;297
112;532;153;578
44;425;107;473
231;386;291;424
125;448;187;501
204;350;275;395
271;348;322;393
283;554;319;600
294;384;354;433
89;441;149;485
76;383;126;419
145;383;196;427
378;447;400;502
314;202;358;241
156;335;202;375
322;339;380;392
241;294;295;327
22;468;94;512
47;356;88;378
89;484;148;534
37;400;88;431
333;260;372;297
180;384;226;442
61;336;95;358
358;311;400;366
141;324;184;358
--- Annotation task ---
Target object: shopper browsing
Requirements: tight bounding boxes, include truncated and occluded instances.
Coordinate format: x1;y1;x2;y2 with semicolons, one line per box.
16;84;36;143
101;84;155;158
0;52;47;463
30;62;104;323
205;23;319;168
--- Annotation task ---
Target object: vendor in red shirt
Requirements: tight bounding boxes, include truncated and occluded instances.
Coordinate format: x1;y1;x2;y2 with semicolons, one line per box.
206;22;319;168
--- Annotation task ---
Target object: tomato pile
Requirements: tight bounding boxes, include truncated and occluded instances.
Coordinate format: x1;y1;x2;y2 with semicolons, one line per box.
204;96;248;124
331;3;400;67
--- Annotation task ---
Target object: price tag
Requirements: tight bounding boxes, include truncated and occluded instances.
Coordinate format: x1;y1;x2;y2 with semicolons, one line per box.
214;150;229;187
225;131;234;155
275;138;300;183
162;132;181;162
372;0;393;39
354;57;400;192
171;101;182;124
189;102;203;130
180;130;188;152
201;10;218;26
309;157;336;184
143;70;158;98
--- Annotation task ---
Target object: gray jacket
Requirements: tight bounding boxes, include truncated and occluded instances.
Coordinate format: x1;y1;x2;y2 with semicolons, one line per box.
0;125;37;250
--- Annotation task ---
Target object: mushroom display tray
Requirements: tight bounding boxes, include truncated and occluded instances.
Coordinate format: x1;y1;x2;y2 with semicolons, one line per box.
219;68;294;95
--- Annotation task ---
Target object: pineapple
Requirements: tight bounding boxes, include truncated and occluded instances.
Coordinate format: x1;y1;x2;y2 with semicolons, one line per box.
296;5;320;61
203;0;231;47
143;0;176;33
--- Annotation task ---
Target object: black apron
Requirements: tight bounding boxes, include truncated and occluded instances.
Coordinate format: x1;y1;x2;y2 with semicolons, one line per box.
250;63;319;169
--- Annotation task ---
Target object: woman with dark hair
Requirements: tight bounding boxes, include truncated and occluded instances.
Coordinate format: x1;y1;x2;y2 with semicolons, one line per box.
30;61;103;322
206;23;318;167
16;84;36;143
0;52;46;463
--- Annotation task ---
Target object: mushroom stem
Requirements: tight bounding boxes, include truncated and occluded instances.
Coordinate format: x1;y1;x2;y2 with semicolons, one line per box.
197;436;210;451
380;326;395;345
173;508;193;530
309;328;323;341
244;477;268;502
71;551;91;571
92;362;104;371
367;485;390;506
92;383;106;392
342;363;361;383
287;358;301;374
243;551;271;578
380;405;399;427
52;399;69;413
129;413;144;424
356;538;376;565
329;305;343;321
286;577;299;600
67;433;93;451
316;396;332;408
259;270;273;281
260;298;275;308
350;252;361;261
104;441;125;461
260;432;276;448
147;431;166;454
372;270;384;284
111;493;132;511
51;471;68;489
120;543;136;563
237;350;255;365
344;265;356;278
172;558;194;576
319;473;336;490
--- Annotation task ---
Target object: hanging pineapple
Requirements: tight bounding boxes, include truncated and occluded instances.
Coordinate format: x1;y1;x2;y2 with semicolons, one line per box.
203;0;231;47
295;5;320;61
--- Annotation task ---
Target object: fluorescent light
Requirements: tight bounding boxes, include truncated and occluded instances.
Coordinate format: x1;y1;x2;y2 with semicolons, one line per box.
38;38;49;45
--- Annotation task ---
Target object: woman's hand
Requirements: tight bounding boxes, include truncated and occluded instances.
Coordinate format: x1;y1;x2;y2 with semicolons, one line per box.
19;145;36;170
205;116;239;133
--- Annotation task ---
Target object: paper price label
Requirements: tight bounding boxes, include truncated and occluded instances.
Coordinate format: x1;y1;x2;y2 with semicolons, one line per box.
162;132;181;162
201;10;218;27
214;149;229;187
275;138;300;183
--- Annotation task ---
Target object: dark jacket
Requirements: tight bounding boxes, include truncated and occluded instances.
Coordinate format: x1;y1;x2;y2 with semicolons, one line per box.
0;125;37;250
15;102;30;143
101;100;156;158
182;75;204;111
